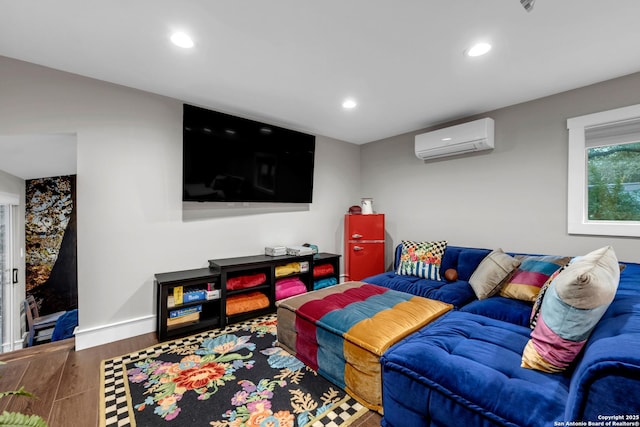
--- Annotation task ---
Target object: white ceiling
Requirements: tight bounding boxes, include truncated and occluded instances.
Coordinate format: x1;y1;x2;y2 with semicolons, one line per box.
1;1;640;145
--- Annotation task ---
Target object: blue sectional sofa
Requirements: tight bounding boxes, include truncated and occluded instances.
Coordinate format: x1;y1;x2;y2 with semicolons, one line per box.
364;244;640;427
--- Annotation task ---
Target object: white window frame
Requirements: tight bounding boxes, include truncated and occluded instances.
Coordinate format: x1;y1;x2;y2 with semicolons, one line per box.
567;103;640;237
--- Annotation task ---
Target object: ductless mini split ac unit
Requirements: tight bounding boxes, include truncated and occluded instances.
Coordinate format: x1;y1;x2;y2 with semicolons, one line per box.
415;117;495;161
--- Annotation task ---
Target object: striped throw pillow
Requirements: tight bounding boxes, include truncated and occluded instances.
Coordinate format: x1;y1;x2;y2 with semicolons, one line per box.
499;255;571;302
397;240;448;281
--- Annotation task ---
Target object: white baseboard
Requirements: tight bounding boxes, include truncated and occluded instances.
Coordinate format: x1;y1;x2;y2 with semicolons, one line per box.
74;314;156;351
2;340;24;353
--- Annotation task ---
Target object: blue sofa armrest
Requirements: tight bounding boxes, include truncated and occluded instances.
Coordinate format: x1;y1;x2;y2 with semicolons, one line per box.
565;293;640;421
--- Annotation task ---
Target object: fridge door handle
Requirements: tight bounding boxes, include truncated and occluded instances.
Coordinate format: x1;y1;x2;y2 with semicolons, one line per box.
351;233;363;239
353;246;364;251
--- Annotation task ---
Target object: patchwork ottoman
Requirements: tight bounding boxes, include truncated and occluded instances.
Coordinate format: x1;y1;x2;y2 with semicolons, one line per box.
276;281;452;412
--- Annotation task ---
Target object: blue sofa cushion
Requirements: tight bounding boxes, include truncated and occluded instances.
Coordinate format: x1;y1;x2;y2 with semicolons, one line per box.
51;309;78;341
565;262;640;420
370;244;491;308
440;245;463;273
460;296;533;327
457;248;492;281
364;272;476;308
381;311;571;427
566;293;640;420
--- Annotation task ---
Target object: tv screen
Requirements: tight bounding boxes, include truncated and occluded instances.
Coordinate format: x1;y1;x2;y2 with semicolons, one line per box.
183;104;316;203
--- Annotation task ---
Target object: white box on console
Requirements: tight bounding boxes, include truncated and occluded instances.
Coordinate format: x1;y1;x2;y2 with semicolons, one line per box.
286;245;314;256
206;290;221;300
265;246;287;256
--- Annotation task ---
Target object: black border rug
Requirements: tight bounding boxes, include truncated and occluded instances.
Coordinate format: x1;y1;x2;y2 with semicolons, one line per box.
100;314;368;427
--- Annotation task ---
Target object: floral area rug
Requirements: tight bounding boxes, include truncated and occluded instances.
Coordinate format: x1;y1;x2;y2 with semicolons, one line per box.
100;314;368;427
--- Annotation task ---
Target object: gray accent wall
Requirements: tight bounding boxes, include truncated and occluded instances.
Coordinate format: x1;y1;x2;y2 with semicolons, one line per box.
361;71;640;264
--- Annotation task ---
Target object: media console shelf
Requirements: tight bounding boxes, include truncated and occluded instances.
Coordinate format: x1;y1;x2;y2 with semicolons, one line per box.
155;268;221;342
210;253;315;326
312;252;341;290
155;252;341;341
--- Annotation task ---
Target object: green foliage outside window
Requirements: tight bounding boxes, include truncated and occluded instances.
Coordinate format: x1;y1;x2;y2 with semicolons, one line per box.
587;142;640;221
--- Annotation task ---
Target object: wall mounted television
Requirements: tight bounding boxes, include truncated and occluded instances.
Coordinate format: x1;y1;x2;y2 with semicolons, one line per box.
183;104;316;203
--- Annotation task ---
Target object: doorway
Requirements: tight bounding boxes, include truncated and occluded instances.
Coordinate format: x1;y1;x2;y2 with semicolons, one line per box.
0;133;77;351
0;193;19;352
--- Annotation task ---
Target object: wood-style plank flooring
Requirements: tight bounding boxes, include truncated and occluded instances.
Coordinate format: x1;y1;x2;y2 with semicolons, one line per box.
0;333;382;426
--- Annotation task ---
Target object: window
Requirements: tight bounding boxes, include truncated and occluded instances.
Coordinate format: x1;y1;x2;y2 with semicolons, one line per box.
567;104;640;237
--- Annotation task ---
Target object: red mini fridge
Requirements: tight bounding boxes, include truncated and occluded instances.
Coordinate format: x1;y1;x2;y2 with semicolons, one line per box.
344;213;385;281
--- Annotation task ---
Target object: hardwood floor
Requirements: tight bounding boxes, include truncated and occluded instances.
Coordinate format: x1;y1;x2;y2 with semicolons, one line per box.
0;333;157;427
0;333;382;426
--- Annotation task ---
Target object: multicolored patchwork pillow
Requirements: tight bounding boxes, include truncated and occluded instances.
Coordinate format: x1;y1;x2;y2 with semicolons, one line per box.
499;255;571;302
521;246;620;373
397;240;448;281
529;264;567;329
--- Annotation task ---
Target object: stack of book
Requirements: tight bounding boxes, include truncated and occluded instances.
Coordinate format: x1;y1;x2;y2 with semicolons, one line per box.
167;304;202;327
169;284;220;308
166;282;220;328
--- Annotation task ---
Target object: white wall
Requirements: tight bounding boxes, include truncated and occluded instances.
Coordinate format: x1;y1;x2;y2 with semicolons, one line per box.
361;71;640;264
0;56;361;349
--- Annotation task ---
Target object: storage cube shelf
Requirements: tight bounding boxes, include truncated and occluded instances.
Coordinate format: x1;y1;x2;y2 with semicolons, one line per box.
312;253;341;290
209;253;316;326
155;268;222;341
155;252;341;341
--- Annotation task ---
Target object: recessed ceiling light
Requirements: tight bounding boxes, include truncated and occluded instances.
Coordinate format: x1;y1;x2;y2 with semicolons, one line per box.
466;42;492;57
342;99;357;109
171;32;194;49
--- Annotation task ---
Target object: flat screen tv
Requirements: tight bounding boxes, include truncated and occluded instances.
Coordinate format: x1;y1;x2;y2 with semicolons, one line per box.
183;104;316;203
